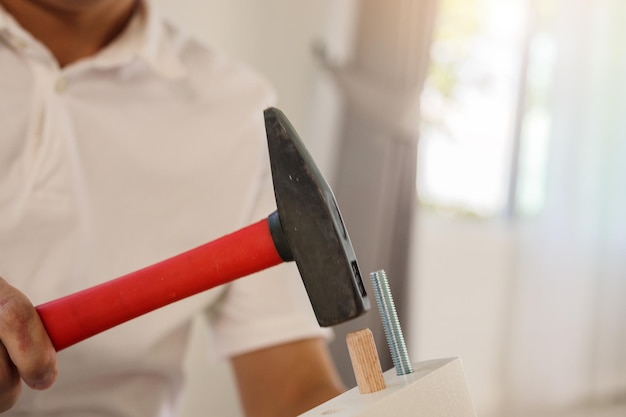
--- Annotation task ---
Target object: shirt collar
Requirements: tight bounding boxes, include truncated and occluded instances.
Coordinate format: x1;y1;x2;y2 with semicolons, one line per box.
137;1;188;79
82;0;187;79
0;4;9;32
0;8;6;31
0;0;187;79
0;3;51;56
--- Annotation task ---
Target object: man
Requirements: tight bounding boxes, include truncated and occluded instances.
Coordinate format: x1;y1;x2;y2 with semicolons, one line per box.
0;0;345;415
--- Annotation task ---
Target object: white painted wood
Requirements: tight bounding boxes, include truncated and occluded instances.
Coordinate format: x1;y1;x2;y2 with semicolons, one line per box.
299;358;477;417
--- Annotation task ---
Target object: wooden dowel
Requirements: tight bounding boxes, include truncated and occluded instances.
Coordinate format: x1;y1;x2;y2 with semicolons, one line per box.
346;328;386;394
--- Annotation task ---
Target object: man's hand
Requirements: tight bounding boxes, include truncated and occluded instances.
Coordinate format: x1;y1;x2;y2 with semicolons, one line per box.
0;277;57;412
231;338;344;417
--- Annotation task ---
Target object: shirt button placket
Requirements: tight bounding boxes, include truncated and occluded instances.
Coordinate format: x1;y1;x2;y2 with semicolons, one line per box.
15;37;28;50
3;30;21;49
55;76;68;93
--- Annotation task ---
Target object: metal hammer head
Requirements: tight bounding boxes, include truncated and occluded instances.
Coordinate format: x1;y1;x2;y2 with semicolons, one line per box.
264;107;370;327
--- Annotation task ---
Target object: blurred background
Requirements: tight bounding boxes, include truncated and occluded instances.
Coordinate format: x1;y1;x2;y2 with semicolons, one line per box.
153;0;626;416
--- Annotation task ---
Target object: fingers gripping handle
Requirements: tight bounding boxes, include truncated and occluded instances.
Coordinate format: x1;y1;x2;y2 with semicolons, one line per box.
35;217;284;351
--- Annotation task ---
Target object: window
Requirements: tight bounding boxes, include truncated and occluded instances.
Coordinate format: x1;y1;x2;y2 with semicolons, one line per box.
417;0;555;218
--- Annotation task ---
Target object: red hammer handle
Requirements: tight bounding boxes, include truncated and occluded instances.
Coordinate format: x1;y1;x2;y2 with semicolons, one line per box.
35;218;283;351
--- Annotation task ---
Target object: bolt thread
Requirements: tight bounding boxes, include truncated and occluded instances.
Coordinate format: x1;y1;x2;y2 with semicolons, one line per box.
370;269;413;376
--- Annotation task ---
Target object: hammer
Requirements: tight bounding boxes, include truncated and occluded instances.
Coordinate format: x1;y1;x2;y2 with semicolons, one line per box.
35;107;370;351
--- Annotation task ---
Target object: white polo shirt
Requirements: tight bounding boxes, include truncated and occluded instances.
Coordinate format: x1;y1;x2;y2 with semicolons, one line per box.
0;3;326;416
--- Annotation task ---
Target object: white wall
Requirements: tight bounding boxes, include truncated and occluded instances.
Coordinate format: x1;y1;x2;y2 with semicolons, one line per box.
411;211;626;417
409;212;515;417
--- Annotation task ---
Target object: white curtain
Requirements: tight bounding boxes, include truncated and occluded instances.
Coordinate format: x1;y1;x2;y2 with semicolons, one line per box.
321;0;438;385
504;0;626;413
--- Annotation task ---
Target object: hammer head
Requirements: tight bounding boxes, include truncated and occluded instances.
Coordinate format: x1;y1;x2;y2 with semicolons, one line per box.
264;107;370;327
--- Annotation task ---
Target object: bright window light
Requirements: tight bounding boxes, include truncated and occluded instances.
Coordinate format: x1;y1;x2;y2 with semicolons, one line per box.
417;0;529;217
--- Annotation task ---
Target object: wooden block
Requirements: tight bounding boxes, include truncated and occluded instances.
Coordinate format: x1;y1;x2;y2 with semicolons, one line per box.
299;357;477;417
346;329;386;394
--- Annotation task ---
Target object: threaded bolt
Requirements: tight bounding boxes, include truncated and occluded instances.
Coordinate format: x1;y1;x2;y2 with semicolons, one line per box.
370;269;413;376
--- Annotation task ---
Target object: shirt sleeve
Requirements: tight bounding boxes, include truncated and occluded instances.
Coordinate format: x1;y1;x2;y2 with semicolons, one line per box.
209;263;332;359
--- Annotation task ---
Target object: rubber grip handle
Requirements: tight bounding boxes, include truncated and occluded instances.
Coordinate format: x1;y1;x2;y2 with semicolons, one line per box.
35;218;283;351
